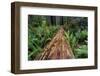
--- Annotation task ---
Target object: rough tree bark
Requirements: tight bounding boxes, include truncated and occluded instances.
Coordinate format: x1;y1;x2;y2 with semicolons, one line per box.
35;27;75;60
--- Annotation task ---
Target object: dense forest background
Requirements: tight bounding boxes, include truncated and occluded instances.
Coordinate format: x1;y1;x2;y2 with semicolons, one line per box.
28;15;88;60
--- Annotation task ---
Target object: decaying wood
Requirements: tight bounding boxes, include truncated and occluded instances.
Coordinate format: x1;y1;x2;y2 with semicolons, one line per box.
35;27;74;60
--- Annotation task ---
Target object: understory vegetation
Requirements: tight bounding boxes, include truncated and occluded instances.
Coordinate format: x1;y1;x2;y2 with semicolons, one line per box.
28;15;88;60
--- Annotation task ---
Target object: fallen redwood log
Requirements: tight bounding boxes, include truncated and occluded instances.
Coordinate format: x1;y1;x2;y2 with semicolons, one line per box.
35;27;75;60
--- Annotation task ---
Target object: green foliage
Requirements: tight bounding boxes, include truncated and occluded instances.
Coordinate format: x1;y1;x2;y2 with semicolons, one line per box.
74;45;88;58
28;15;43;27
28;19;60;60
64;26;88;58
28;15;88;60
64;17;88;58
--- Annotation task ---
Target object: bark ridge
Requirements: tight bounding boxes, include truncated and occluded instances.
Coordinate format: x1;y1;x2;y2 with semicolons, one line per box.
35;27;74;60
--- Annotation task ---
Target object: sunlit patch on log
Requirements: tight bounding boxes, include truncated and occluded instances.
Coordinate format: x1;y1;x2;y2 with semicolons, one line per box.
35;27;75;60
